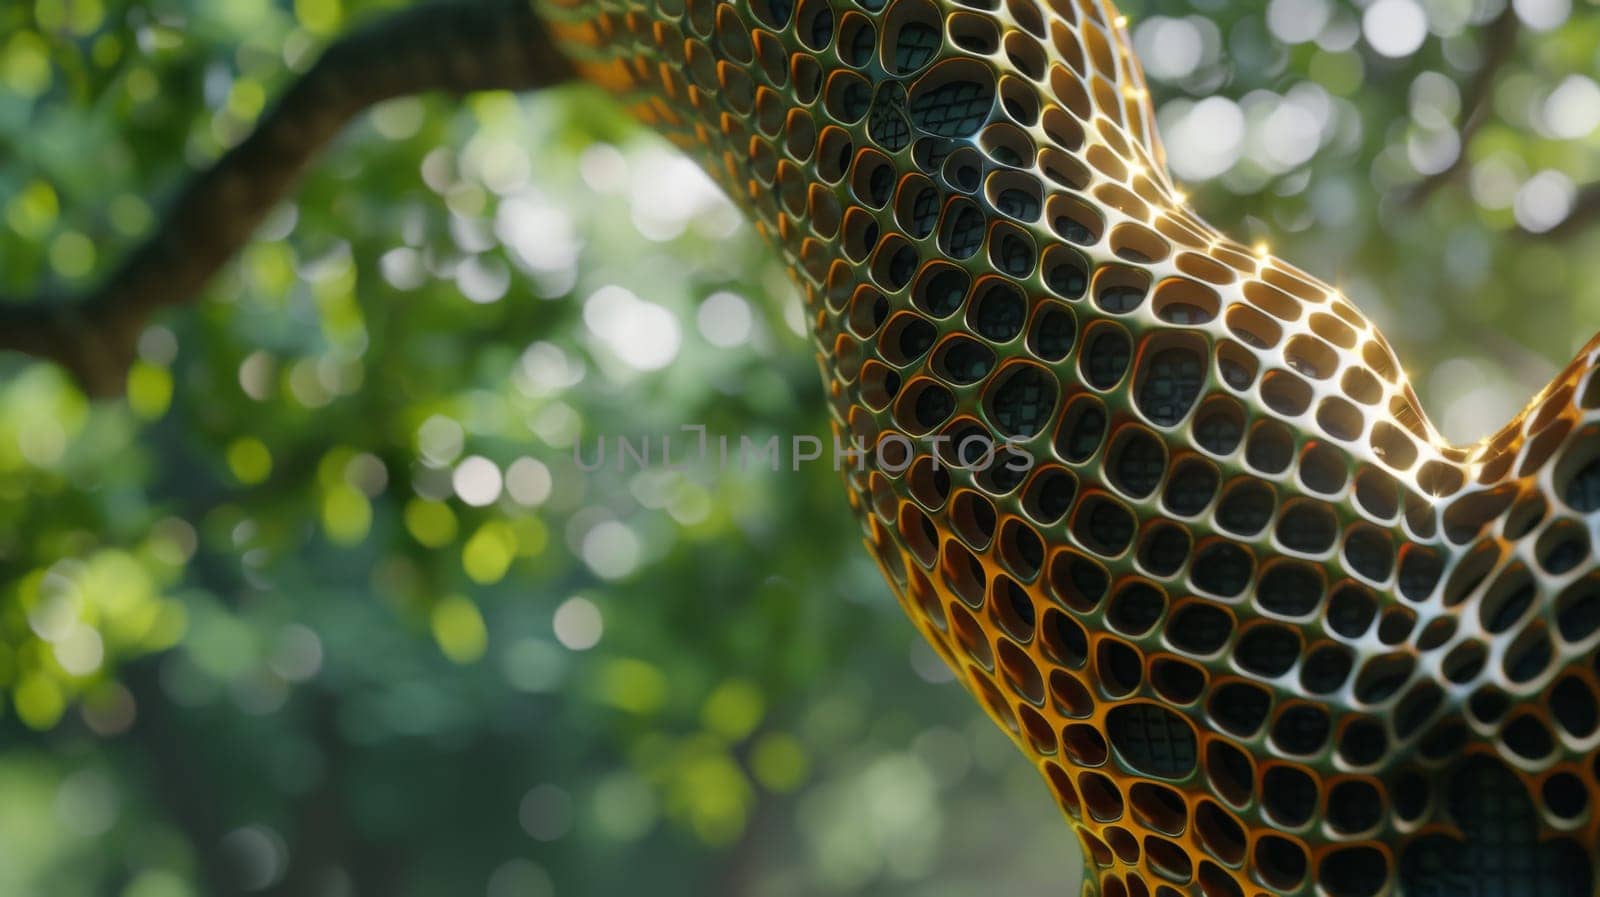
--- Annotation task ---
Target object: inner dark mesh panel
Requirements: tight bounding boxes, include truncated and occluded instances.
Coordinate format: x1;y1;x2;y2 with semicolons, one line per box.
1056;552;1109;610
896;317;935;360
1257;836;1309;890
1481;581;1534;634
908;75;996;137
1543;774;1588;820
917;266;969;316
1028;468;1076;523
838;79;872;119
1108;582;1165;635
908;186;941;237
1061;402;1107;463
1097;284;1144;313
1539;532;1588;574
845;18;875;63
1219;355;1253;389
1110;430;1165;499
804;4;835;47
949;424;991;468
868;164;895;206
996;188;1041;220
1137;347;1205;426
1151;657;1204;703
1339;719;1388;766
1391;770;1429;822
1055;213;1095;245
1107;704;1197;778
1099;639;1145;695
883;244;916;289
1550;676;1598;737
1043;610;1089;667
1300;645;1352;694
972;282;1026;342
1004;521;1044;573
1502;714;1553;760
1563;455;1600;511
994;232;1034;275
1194;403;1244;454
760;0;795;27
1246;422;1295;473
868;292;889;330
1137;524;1189;577
1030;306;1076;361
1207;741;1256;807
987;143;1022;167
1237;625;1299;677
1504;632;1552;683
1556;578;1600;642
1257;562;1322;616
1399;758;1593;897
1378;608;1416;644
1083;328;1131;389
1217;481;1274;536
939;337;994;384
1046;255;1088;297
1074;498;1135;555
1212;682;1271;737
1344;527;1395;581
895;21;940;72
1262;766;1318;828
989;365;1057;437
944;151;981;190
1398;547;1444;601
997;577;1036;634
878;369;901;400
1195;801;1246;863
913;135;954;172
869;103;912;151
940;201;985;258
1163;459;1218;516
1192;542;1251;597
1453;705;1493;741
1419;720;1469;761
1278;502;1337;553
913;384;954;428
955;491;996;544
1355;655;1412;704
855;219;882;256
1169;602;1232;655
1271;704;1331;755
977;450;1027;494
1150;291;1212;322
1299;444;1346;493
1322;846;1391;897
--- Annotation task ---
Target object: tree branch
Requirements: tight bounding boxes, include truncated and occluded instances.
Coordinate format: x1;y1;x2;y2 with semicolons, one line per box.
1400;5;1520;208
0;1;575;397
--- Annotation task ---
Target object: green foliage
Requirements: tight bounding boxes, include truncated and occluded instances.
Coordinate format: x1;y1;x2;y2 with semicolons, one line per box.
0;0;1596;895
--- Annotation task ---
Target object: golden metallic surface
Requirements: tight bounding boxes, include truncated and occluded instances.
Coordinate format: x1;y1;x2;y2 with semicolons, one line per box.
533;1;1600;893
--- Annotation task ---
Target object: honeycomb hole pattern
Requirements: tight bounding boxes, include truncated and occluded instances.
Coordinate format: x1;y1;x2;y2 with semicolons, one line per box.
533;0;1600;893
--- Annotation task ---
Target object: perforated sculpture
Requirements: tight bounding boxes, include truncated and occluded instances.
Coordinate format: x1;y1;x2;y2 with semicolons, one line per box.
5;2;1600;896
528;2;1600;894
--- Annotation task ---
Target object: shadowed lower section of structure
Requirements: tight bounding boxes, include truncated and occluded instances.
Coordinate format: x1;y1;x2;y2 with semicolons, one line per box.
533;1;1600;894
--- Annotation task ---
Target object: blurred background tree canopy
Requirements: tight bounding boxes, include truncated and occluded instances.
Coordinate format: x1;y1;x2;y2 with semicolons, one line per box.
0;0;1596;895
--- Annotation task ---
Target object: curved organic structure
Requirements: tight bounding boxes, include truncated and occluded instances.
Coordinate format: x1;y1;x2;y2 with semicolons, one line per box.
532;1;1600;895
2;1;1598;895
